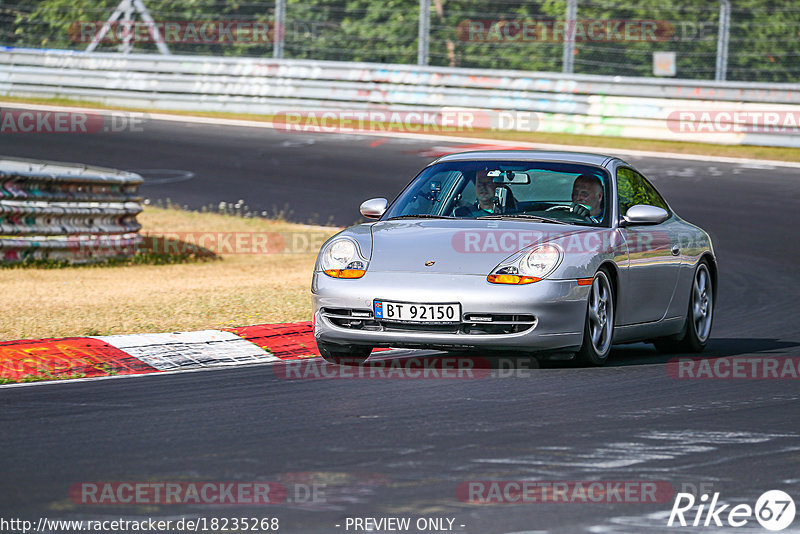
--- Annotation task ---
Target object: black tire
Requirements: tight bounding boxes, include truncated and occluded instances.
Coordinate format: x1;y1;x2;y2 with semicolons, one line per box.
316;340;372;365
575;269;615;366
654;260;713;354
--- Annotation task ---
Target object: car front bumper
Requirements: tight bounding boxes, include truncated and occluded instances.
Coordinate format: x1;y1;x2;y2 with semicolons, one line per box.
312;271;589;353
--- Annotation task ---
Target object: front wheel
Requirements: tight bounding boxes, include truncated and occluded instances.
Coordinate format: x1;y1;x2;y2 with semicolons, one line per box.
575;270;615;366
654;261;713;354
316;340;372;365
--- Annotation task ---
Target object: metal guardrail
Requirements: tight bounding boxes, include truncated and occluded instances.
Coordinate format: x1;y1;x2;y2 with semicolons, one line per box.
4;46;800;101
0;156;143;263
1;47;800;147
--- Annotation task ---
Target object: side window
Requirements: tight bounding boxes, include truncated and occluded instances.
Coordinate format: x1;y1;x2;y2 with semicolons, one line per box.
457;173;478;207
639;175;669;211
616;167;669;215
397;170;463;216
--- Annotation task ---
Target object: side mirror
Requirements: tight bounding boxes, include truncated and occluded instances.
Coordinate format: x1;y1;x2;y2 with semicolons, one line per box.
622;204;669;226
360;197;388;219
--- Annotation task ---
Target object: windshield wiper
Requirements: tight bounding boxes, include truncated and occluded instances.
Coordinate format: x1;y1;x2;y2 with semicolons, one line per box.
386;214;454;220
476;214;571;225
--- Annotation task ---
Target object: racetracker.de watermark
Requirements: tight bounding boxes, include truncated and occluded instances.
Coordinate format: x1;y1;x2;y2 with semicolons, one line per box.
69;482;288;505
450;230;704;254
2;517;280;534
0;109;146;134
667;110;800;134
271;109;539;134
667;357;800;379
274;356;495;380
64;232;333;257
457;481;674;504
456;19;675;42
69;21;282;44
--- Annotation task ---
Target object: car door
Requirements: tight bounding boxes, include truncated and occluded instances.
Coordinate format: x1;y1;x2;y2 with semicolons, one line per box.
617;167;682;325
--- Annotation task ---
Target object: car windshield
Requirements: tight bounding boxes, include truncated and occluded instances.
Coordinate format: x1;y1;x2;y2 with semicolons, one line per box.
383;160;611;227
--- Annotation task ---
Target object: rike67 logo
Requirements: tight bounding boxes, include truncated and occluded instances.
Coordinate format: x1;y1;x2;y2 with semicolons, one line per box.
668;490;796;531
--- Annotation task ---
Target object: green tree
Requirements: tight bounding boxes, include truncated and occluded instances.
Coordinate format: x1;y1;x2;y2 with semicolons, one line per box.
5;0;800;81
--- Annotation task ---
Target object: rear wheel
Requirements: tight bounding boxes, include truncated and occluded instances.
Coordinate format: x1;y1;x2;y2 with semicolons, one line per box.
316;340;372;365
654;261;713;354
575;269;615;366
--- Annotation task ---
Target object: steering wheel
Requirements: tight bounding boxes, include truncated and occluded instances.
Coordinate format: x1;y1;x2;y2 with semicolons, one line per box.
544;204;593;219
452;205;471;217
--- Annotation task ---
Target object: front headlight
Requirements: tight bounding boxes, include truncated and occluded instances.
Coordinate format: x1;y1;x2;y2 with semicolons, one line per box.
488;244;562;285
320;238;368;278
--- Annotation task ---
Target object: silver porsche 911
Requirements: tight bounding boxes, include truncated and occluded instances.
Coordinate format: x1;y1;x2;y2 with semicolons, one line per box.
312;150;717;366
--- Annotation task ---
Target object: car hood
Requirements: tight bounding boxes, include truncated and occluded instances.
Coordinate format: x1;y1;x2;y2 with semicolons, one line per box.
366;219;592;275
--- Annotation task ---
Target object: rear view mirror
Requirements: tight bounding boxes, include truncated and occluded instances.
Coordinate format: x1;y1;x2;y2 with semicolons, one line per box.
360;197;388;219
622;205;669;225
486;170;530;184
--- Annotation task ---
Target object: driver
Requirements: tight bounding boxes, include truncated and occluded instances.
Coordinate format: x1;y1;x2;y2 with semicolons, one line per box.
454;170;516;216
475;170;500;212
571;174;604;222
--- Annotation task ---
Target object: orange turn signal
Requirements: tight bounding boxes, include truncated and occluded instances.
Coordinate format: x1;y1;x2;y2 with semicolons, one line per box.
576;278;594;286
487;274;541;285
324;269;366;279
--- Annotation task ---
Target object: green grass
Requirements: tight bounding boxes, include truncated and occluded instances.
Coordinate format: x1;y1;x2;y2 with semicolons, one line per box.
2;371;87;384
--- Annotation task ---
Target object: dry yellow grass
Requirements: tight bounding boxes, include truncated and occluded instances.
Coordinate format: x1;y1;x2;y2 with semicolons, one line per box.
0;207;340;341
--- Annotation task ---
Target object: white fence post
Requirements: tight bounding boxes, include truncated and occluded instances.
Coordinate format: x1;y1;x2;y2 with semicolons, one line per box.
418;0;430;66
715;0;731;81
562;0;577;74
274;0;286;59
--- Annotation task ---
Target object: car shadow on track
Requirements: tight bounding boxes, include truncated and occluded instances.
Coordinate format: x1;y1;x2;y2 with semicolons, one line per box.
604;337;800;367
363;338;800;371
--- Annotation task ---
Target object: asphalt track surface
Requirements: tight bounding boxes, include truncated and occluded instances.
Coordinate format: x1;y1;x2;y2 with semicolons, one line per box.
2;119;800;533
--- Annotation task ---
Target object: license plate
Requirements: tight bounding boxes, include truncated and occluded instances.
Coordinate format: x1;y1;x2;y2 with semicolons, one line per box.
373;300;461;323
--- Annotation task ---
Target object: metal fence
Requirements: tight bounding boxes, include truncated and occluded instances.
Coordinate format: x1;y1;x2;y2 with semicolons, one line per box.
0;157;143;263
3;0;799;83
2;47;799;148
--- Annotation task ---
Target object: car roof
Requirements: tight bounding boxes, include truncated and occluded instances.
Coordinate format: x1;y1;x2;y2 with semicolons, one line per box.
431;150;618;167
